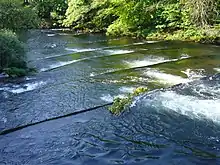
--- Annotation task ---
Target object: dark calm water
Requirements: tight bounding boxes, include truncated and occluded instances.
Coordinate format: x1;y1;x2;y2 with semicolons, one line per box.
0;30;220;165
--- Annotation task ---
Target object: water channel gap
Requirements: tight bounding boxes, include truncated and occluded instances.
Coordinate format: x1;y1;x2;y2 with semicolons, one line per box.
0;103;113;136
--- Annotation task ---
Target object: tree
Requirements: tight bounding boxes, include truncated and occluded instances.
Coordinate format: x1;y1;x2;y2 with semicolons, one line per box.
0;29;27;77
183;0;218;27
0;0;39;31
63;0;115;31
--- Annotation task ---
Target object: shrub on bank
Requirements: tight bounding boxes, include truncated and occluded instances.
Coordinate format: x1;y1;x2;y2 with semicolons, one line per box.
30;0;68;28
0;29;28;77
62;0;220;43
0;0;39;31
147;26;220;43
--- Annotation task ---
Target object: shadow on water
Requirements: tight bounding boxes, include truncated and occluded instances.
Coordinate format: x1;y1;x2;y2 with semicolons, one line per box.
0;30;220;165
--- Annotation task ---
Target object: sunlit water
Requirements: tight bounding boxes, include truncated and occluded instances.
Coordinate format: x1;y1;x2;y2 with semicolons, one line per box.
0;30;220;165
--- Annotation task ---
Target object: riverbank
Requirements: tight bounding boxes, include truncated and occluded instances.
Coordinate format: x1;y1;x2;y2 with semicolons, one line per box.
33;0;220;45
53;26;220;45
145;27;220;44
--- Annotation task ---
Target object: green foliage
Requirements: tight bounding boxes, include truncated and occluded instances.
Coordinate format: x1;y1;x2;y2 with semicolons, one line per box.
31;0;68;27
4;67;27;77
62;0;220;42
0;0;39;31
155;3;183;31
133;87;149;96
148;26;220;43
107;0;159;36
106;19;132;36
63;0;92;28
109;97;132;116
183;0;218;26
109;87;148;115
64;0;115;31
1;0;217;41
92;6;117;31
0;29;28;77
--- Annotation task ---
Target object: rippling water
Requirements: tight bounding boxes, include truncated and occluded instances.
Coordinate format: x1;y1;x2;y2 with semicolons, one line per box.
0;30;220;165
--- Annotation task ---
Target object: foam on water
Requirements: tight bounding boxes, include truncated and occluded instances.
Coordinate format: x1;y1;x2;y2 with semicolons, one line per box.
0;81;46;94
144;69;190;85
125;56;166;68
65;48;99;52
44;44;57;49
90;72;95;77
89;69;118;77
181;69;205;79
39;49;134;61
104;50;134;55
50;28;71;31
119;87;136;93
193;83;220;99
119;41;158;47
100;94;113;102
132;42;146;45
47;34;56;37
90;56;191;78
100;94;126;102
25;77;36;81
214;68;220;72
37;53;73;60
57;33;71;36
180;53;191;59
1;117;7;123
40;50;135;73
0;73;9;79
40;59;82;72
146;41;160;44
148;91;220;123
41;54;116;71
125;55;190;68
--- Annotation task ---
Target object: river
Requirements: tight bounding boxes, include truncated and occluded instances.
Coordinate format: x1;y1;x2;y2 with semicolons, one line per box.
0;29;220;165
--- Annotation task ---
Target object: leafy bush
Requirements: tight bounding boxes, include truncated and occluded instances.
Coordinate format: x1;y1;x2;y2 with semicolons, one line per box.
0;29;28;77
0;0;39;31
62;0;220;42
109;97;132;116
109;87;148;115
155;3;182;31
63;0;92;28
148;26;220;43
107;19;132;36
32;0;67;19
107;0;158;36
4;67;27;77
184;0;218;26
64;0;115;31
31;0;68;27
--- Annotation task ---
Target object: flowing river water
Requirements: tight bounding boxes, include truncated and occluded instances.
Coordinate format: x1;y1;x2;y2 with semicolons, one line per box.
0;29;220;165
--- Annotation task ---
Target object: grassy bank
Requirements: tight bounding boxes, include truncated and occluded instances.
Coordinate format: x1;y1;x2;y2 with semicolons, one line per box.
145;26;220;44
